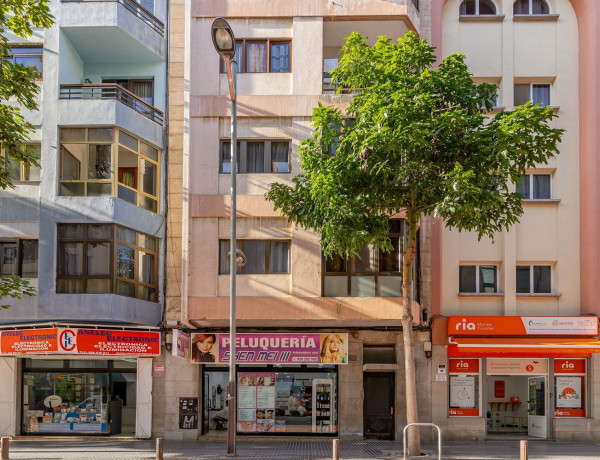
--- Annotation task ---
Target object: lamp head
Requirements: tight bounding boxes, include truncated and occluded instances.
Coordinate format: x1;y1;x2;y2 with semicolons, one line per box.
227;248;247;267
211;18;236;59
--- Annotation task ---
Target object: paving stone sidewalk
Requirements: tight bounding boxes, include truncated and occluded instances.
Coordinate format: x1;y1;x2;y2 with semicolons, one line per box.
4;438;600;459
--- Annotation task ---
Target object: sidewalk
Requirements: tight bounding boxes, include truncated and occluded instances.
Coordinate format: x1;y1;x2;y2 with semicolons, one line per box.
3;438;600;459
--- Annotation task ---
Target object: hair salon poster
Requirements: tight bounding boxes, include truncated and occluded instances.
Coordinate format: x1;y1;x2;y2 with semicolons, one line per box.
190;333;348;364
237;372;276;433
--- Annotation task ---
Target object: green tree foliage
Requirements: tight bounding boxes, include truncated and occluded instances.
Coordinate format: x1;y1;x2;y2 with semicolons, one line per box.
0;274;36;309
267;32;563;455
0;0;53;189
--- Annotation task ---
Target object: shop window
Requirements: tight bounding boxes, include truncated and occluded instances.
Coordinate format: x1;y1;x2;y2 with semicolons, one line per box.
460;0;498;15
221;39;291;73
323;220;409;297
8;46;43;78
459;264;498;293
3;144;41;182
448;358;480;417
516;265;552;293
219;240;290;274
554;359;586;418
514;84;551;107
363;346;395;364
0;239;38;278
58;127;160;213
56;223;158;302
513;0;549;15
516;174;551;199
220;140;290;174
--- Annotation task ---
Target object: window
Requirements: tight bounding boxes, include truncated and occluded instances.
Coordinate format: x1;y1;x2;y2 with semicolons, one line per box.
514;84;551;106
56;223;158;301
58;127;160;213
516;265;551;293
219;240;290;274
220;140;290;174
363;346;395;364
516;174;551;199
459;265;498;293
8;46;43;78
514;0;549;15
460;0;497;15
323;220;408;297
0;240;38;278
3;144;41;182
102;79;154;106
221;39;291;73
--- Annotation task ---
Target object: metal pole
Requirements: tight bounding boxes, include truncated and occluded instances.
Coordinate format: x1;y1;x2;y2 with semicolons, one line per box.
332;438;339;460
520;440;528;460
1;437;8;460
227;58;238;457
156;437;164;460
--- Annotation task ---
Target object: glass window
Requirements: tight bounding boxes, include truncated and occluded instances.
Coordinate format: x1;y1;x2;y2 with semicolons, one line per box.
514;84;550;107
459;264;497;293
9;47;43;77
221;140;291;174
246;42;267;73
459;266;477;293
270;43;290;73
516;265;551;293
3;144;41;182
271;142;290;173
246;142;265;173
218;240;290;274
514;0;549;14
221;40;291;74
516;174;551;199
460;0;496;14
516;266;530;293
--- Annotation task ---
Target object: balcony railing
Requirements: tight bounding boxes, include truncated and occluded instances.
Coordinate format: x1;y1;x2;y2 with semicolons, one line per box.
61;0;164;37
59;83;163;125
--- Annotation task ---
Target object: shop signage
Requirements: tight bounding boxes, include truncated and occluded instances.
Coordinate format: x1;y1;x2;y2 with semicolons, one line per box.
154;364;165;375
179;397;199;429
448;316;598;336
0;328;58;354
172;330;190;359
0;328;160;356
554;359;586;374
486;358;548;375
190;333;349;365
449;358;479;374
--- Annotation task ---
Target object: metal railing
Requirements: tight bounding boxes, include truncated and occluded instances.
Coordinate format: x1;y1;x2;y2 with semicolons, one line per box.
403;423;441;460
59;83;163;125
61;0;164;37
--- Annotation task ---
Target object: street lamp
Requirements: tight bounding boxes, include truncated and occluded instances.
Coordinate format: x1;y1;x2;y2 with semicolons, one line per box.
211;17;240;457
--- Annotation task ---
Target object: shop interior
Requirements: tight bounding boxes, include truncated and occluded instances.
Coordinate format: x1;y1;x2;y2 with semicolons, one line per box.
486;375;537;434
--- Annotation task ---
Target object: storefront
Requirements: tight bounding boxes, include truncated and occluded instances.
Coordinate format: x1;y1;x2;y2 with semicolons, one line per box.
0;326;160;437
444;316;600;439
193;332;346;436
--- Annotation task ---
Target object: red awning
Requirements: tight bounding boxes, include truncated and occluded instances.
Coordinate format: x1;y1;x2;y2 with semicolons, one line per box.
448;337;600;358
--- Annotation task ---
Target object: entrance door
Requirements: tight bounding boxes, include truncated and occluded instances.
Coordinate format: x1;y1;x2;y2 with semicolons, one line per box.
364;373;394;439
527;376;546;438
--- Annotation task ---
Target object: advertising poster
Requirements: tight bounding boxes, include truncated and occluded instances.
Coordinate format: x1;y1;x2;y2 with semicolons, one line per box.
237;372;276;433
173;330;190;359
192;333;348;365
556;376;582;409
449;376;476;408
178;397;198;429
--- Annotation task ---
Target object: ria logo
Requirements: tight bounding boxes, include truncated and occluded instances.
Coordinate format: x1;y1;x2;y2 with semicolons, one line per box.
455;319;476;331
456;360;469;368
561;361;575;369
60;329;77;352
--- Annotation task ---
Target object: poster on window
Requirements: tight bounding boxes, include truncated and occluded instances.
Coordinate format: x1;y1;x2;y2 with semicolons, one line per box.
237;372;276;433
450;376;476;408
556;376;582;409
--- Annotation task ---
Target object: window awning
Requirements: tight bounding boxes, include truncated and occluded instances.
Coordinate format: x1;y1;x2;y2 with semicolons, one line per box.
448;337;600;358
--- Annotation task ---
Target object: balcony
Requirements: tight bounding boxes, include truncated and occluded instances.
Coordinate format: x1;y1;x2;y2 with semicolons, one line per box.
60;83;163;125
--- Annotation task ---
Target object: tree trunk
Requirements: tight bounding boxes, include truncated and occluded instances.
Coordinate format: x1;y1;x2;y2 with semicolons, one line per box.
402;210;420;456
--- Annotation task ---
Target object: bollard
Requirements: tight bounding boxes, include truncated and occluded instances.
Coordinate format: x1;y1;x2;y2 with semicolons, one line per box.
1;437;8;460
156;437;164;460
332;438;339;460
520;440;528;460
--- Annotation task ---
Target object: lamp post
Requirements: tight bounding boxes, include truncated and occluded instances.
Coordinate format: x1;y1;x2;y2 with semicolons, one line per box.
211;17;241;457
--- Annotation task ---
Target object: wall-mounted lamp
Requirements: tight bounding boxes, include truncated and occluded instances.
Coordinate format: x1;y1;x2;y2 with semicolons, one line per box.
227;248;247;267
165;331;173;352
424;341;432;359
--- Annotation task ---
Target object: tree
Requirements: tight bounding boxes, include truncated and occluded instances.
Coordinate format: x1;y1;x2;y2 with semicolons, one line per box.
1;0;53;189
267;32;563;455
0;0;53;304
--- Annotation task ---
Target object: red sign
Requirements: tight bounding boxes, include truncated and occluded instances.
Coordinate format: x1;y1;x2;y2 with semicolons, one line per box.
0;329;58;354
0;328;160;356
448;316;598;337
494;380;505;399
554;359;586;374
555;409;586;417
154;364;165;374
449;358;479;373
448;408;479;417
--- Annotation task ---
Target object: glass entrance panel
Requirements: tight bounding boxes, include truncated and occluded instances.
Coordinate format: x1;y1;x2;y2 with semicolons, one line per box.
527;376;546;438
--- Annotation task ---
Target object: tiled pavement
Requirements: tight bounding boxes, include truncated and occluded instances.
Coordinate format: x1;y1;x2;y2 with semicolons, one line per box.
4;438;600;459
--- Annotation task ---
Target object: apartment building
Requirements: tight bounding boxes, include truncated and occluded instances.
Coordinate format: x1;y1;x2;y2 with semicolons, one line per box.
162;0;433;441
0;0;167;437
430;0;600;442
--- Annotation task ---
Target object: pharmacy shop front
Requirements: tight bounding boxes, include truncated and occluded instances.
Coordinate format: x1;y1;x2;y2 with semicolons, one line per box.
0;327;160;437
445;316;600;440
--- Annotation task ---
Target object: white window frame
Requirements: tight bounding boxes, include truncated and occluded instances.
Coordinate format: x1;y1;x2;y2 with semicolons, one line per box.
514;83;552;107
460;0;499;15
459;264;499;294
517;173;552;199
513;0;551;15
516;264;552;294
